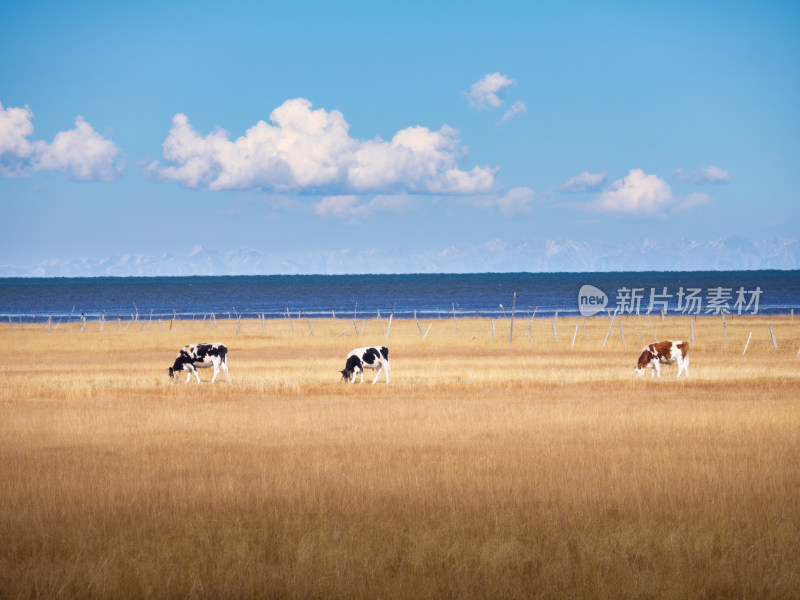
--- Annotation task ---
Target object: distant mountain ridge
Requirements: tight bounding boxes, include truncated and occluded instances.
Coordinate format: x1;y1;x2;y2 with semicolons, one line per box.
2;237;798;277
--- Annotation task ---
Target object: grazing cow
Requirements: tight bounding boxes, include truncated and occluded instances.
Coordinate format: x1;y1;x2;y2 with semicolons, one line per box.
341;346;390;384
635;340;690;377
168;343;229;383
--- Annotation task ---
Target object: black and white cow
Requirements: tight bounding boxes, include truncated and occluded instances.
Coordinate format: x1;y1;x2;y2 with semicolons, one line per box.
634;340;690;378
341;346;390;384
168;343;229;383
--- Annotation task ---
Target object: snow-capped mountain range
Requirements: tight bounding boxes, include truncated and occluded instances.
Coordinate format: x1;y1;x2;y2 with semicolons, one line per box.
2;237;798;277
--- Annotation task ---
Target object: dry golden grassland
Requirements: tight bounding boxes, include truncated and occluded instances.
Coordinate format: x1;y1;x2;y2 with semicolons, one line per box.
1;314;799;599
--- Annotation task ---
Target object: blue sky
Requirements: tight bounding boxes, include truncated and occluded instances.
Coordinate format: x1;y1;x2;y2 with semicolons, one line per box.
1;0;798;273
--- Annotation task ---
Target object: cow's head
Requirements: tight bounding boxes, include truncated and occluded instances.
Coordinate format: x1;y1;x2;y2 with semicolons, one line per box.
341;366;360;382
634;349;653;376
341;355;362;383
167;366;179;382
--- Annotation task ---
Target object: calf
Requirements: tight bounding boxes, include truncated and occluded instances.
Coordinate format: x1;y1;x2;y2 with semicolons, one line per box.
168;343;229;383
341;346;390;384
635;340;690;377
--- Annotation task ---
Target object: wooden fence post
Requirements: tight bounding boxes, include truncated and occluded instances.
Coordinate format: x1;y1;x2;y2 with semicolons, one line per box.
571;324;579;349
742;332;752;355
722;314;728;347
770;326;778;349
603;310;618;348
525;306;537;344
422;323;432;340
509;292;516;344
386;314;393;340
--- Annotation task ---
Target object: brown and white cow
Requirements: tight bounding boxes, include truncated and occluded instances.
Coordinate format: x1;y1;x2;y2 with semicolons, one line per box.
168;343;229;383
634;340;690;377
341;346;390;384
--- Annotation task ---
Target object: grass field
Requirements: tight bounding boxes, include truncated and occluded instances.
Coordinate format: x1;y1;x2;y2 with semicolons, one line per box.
1;314;799;599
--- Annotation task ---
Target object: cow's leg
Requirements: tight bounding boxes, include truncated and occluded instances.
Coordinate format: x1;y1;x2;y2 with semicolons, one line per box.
654;362;661;377
211;358;220;383
184;364;200;383
678;355;689;377
222;359;229;382
371;366;382;384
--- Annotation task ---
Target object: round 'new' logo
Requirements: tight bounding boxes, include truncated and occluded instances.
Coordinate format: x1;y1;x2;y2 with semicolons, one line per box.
578;284;608;317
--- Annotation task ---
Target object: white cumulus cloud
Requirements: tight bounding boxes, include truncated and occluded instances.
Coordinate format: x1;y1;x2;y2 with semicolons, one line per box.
592;169;674;216
591;169;713;217
0;103;34;161
559;170;607;193
33;117;120;181
0;101;120;180
152;98;497;195
465;73;516;109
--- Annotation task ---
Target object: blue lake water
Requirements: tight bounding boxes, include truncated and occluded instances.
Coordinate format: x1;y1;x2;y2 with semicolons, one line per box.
1;271;799;322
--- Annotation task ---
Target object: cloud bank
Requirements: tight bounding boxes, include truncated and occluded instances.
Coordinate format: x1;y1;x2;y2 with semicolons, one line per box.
559;170;607;193
313;193;417;222
0;102;120;180
151;98;497;195
674;166;730;184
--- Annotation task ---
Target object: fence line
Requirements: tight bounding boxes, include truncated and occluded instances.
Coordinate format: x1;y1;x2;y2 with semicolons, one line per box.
8;311;800;359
